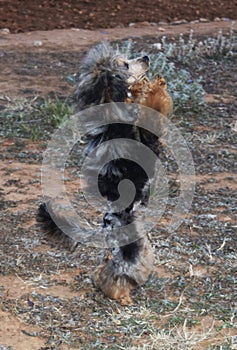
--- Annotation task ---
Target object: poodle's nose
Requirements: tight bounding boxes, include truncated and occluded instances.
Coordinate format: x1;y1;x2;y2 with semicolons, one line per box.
142;55;149;63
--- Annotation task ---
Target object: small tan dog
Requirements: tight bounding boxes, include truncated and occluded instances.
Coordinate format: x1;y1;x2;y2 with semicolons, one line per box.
129;75;173;116
126;55;173;116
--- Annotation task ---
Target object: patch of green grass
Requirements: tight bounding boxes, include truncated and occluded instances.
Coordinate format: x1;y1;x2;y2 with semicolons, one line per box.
0;96;74;140
43;98;74;128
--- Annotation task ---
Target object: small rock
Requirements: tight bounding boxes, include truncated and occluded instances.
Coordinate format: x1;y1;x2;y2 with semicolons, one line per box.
33;40;43;47
0;28;10;34
153;43;162;50
128;21;155;27
171;19;188;25
214;17;221;22
199;18;209;23
158;27;165;32
206;214;217;219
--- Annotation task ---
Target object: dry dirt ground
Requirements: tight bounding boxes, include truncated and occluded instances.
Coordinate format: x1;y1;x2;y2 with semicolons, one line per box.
0;0;236;33
0;3;237;350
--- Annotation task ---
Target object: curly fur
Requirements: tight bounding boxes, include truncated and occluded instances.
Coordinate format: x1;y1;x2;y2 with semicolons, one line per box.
74;43;129;110
38;43;172;305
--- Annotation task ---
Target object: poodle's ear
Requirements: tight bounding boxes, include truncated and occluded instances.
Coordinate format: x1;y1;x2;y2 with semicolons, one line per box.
74;72;128;109
74;43;128;110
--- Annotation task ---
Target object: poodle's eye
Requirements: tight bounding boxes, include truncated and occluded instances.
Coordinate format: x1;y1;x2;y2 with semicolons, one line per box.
124;62;129;69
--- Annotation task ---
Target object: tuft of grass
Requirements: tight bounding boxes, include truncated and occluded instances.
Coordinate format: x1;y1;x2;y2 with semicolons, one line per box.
156;22;236;62
107;306;236;350
0;96;74;140
43;98;74;128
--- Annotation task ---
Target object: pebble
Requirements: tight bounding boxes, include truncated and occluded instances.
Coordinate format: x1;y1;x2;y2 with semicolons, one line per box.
190;20;200;24
199;18;209;23
33;40;43;47
0;28;10;34
198;214;217;220
171;19;188;25
128;21;157;27
153;43;162;50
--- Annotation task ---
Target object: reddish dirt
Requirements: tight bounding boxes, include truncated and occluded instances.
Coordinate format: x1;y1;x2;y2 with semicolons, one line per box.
0;21;236;99
0;2;237;350
0;0;236;33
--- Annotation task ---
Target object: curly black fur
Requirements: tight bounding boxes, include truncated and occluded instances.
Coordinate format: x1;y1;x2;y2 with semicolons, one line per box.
38;43;159;298
74;43;129;110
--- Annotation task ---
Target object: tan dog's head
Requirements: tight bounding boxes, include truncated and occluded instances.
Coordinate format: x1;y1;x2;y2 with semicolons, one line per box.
114;53;150;85
127;55;150;85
